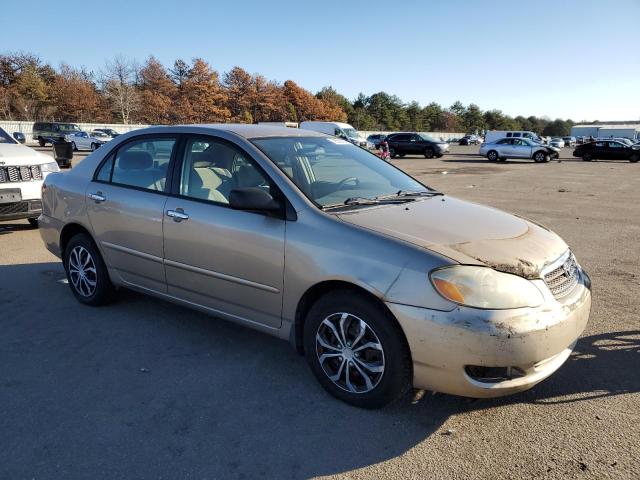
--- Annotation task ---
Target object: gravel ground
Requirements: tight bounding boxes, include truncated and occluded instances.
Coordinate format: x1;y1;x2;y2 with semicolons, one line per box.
1;145;638;479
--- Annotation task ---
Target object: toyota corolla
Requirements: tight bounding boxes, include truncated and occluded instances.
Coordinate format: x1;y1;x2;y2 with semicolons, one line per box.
38;125;591;408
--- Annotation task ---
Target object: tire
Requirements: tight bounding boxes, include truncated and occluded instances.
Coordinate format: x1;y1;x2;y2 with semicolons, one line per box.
63;233;116;306
91;143;97;152
630;154;639;163
487;150;499;162
533;151;550;163
27;218;39;228
582;152;592;162
71;142;77;151
389;148;397;159
38;138;46;147
303;290;412;409
398;153;406;158
424;147;435;159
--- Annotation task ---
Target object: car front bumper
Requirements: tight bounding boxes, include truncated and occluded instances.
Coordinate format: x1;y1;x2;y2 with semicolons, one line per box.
386;272;591;398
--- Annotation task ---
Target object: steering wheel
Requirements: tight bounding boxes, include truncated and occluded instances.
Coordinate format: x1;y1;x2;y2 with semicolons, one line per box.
336;177;359;190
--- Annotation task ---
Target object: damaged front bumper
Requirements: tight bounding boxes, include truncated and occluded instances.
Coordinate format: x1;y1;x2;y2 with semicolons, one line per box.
386;269;591;398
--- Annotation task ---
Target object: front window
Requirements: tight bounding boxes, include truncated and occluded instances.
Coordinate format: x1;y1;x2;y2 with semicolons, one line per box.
59;123;81;132
252;137;429;208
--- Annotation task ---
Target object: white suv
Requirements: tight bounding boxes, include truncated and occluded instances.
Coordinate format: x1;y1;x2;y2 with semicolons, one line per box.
0;127;60;226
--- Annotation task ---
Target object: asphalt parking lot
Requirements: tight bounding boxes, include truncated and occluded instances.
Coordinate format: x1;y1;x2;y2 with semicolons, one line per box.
1;144;638;479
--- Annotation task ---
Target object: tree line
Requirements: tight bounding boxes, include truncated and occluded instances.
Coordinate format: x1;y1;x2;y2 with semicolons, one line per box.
1;52;580;136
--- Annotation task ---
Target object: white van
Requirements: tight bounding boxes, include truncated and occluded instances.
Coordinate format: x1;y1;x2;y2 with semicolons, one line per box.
0;127;60;226
484;130;544;144
299;121;368;147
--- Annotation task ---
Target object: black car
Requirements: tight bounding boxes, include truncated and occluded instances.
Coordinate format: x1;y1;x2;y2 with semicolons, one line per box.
385;132;449;158
573;140;640;163
366;133;386;149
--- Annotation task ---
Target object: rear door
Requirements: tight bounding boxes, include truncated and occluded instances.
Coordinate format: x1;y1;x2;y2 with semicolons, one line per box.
86;135;177;292
606;141;628;160
162;135;285;328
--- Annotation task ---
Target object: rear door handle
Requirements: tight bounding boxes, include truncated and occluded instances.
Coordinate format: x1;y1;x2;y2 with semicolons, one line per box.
166;209;189;221
88;192;106;203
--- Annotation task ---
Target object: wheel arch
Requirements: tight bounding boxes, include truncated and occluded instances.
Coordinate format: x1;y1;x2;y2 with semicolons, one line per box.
292;280;408;356
59;222;95;257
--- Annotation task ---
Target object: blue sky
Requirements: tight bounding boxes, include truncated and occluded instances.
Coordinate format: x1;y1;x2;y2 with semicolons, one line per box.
2;0;639;121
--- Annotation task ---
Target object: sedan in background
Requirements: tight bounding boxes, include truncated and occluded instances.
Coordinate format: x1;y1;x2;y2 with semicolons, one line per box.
562;136;576;147
459;135;482;145
366;134;386;149
573;140;640;162
93;128;120;138
38;124;591;408
549;138;565;148
65;131;110;151
385;132;449;158
479;137;560;162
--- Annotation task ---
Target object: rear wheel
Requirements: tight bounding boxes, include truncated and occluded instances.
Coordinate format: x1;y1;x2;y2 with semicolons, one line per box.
389;148;397;158
63;234;116;306
303;291;412;409
71;142;77;151
424;147;434;159
533;151;550;163
487;150;499;162
91;143;98;151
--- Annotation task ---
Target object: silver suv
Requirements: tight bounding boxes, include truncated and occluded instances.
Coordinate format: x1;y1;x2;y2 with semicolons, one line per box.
39;125;591;408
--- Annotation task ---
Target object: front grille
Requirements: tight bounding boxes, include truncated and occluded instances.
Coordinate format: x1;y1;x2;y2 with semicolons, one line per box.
543;252;579;299
0;165;42;183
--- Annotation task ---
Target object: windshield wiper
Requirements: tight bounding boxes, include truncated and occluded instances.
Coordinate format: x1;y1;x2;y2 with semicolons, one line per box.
377;190;444;200
322;196;413;210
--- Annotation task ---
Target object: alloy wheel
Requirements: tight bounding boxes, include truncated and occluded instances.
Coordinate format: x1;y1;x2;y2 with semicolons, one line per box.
315;312;385;394
68;246;97;297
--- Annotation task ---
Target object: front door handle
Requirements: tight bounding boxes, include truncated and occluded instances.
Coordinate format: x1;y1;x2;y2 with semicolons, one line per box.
88;192;106;203
166;208;189;222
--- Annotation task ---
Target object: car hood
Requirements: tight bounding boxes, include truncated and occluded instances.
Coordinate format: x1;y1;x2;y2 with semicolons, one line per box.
0;144;51;166
336;196;568;279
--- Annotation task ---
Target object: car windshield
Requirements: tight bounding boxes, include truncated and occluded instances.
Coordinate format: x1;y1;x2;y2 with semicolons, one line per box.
252;136;433;208
0;127;17;143
419;133;438;142
342;128;359;140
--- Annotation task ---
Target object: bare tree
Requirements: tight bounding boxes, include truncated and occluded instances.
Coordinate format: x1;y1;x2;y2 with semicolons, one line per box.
101;55;140;124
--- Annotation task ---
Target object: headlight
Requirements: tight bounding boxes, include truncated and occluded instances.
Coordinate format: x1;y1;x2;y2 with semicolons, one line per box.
41;162;60;173
429;265;544;309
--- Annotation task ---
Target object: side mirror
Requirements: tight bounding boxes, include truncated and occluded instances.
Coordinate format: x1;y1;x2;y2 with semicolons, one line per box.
12;132;25;143
229;187;282;213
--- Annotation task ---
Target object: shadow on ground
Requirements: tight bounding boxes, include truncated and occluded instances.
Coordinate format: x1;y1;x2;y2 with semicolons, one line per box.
1;262;637;479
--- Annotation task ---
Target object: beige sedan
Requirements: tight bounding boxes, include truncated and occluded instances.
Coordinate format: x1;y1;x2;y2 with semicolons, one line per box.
38;125;591;408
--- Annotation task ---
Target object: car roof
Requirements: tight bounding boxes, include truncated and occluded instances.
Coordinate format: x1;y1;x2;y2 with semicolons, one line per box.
189;123;326;139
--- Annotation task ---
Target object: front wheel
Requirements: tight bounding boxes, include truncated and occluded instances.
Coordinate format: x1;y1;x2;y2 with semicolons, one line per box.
582;152;593;162
71;142;77;151
487;150;499;162
389;148;397;159
38;138;46;147
424;147;434;159
91;143;98;151
630;154;639;163
63;234;116;306
533;151;550;163
27;218;39;228
303;291;412;409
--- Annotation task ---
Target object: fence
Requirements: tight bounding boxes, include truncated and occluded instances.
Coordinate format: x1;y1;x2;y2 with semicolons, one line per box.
0;121;149;143
0;120;466;144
